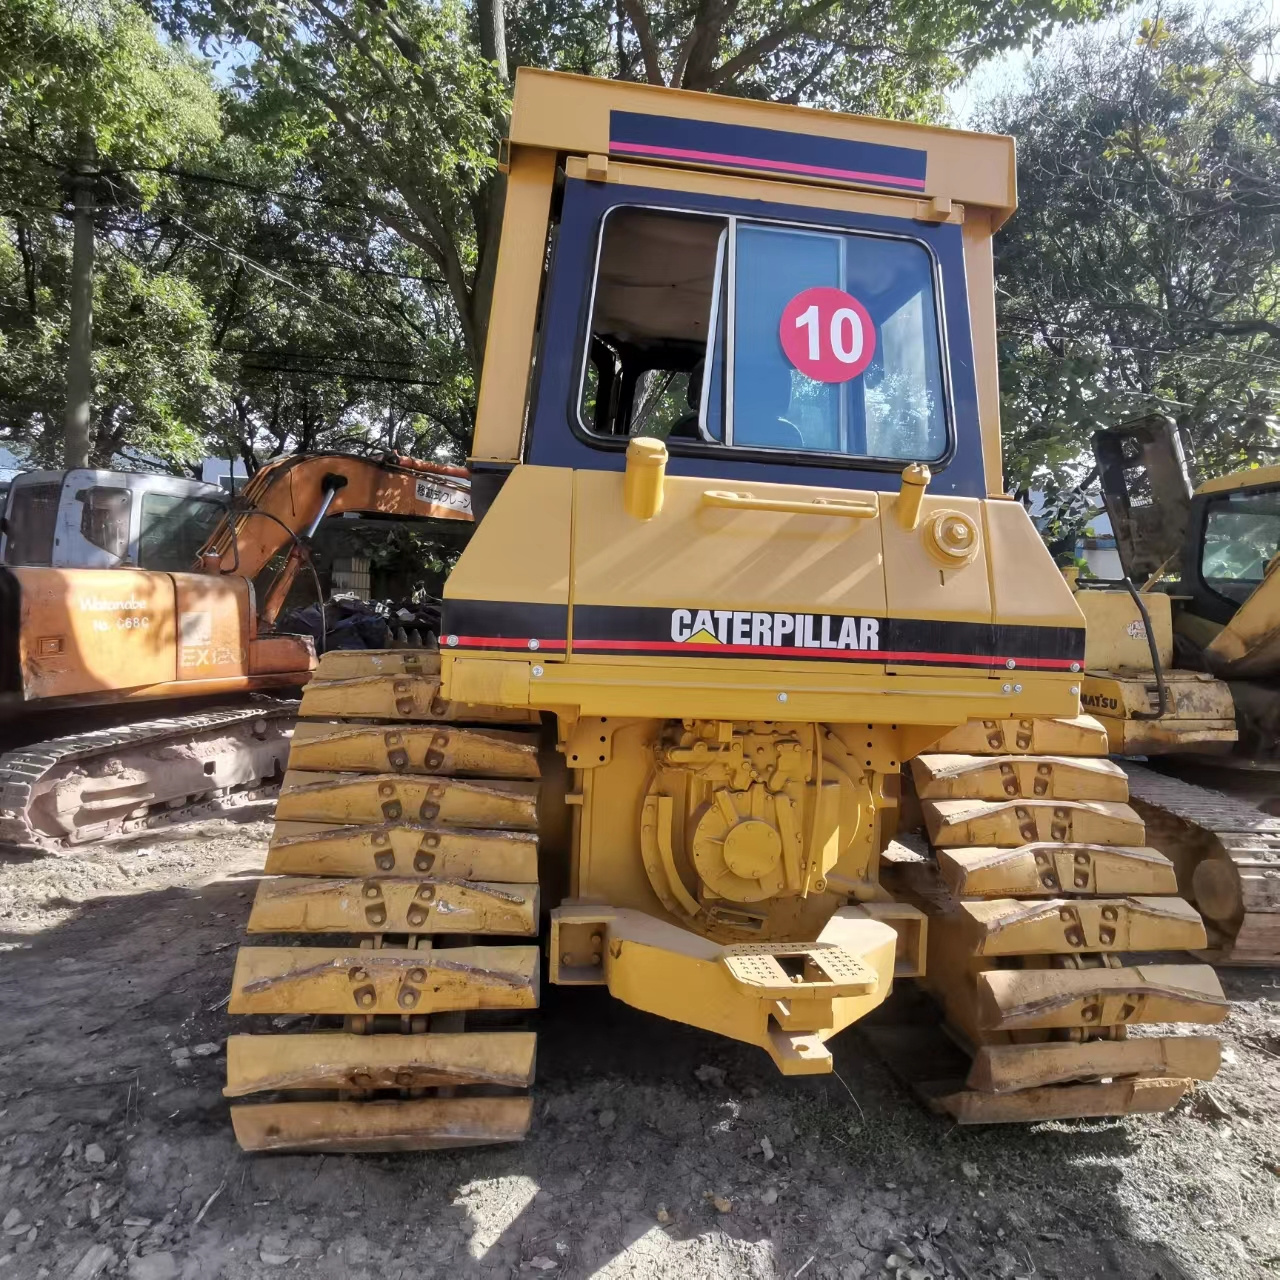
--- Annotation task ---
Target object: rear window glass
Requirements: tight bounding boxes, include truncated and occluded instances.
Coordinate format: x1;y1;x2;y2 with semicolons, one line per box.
578;206;949;465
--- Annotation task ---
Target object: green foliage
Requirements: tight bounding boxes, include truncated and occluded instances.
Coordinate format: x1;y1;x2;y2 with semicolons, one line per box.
988;7;1280;494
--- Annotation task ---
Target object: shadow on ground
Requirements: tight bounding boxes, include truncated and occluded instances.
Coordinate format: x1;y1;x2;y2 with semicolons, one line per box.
0;869;1275;1280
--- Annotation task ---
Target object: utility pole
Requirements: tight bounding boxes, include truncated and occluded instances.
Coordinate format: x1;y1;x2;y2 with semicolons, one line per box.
64;131;96;469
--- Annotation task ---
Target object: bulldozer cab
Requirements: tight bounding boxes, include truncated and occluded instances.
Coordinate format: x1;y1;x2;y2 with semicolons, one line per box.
477;71;1012;501
0;469;226;573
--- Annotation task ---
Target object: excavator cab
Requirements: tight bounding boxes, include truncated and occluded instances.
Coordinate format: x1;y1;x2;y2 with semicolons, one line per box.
222;71;1226;1154
0;469;226;572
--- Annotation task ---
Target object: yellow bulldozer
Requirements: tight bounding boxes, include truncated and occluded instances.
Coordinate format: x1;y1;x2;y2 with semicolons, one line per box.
1069;414;1280;965
222;70;1227;1153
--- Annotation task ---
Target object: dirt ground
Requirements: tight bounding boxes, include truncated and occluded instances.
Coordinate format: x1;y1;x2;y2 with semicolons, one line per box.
0;815;1277;1280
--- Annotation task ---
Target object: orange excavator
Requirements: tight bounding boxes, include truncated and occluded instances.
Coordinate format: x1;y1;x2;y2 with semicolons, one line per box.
0;452;470;852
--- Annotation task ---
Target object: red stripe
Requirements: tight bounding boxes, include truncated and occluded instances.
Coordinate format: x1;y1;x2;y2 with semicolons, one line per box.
452;635;1075;670
453;636;566;650
610;140;927;190
572;638;1075;669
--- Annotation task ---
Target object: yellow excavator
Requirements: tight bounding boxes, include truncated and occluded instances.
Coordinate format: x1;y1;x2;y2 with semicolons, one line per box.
1070;414;1280;964
222;70;1227;1153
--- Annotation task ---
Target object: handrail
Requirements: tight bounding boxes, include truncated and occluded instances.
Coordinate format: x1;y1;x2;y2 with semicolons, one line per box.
702;489;877;519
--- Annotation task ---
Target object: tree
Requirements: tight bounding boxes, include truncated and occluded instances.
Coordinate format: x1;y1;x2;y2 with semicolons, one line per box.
159;0;1117;391
989;8;1280;495
0;0;223;466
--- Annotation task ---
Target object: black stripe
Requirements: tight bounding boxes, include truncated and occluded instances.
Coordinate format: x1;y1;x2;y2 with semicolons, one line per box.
441;599;568;641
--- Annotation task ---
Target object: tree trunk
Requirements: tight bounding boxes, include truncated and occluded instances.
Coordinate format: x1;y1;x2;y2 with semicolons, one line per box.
476;0;507;79
64;132;96;470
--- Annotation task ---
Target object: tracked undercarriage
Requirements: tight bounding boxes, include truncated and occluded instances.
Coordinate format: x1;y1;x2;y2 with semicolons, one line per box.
874;714;1226;1122
226;652;543;1151
0;703;293;855
225;659;1226;1149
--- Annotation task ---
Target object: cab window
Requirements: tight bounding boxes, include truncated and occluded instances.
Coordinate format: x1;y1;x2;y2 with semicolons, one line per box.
78;487;132;560
578;205;950;465
138;493;225;571
1201;488;1280;604
3;482;61;566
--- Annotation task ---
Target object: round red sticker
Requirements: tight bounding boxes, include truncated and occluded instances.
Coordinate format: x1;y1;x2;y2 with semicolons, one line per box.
779;287;876;383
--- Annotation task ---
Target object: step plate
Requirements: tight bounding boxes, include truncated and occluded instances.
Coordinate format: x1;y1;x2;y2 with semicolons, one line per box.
958;895;1207;955
923;798;1145;848
229;945;540;1016
978;963;1229;1031
936;844;1178;898
277;771;539;829
722;943;877;999
266;821;539;880
247;876;539;935
967;1036;1221;1093
231;1096;534;1153
299;675;538;724
289;722;540;779
225;1031;536;1095
912;754;1128;802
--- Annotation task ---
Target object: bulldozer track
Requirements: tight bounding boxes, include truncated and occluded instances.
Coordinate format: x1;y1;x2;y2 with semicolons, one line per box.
873;716;1225;1123
225;651;543;1154
1124;764;1280;965
0;703;295;855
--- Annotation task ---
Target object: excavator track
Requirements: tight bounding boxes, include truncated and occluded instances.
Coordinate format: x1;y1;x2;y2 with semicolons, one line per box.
225;650;544;1153
0;703;293;855
876;715;1226;1123
1123;764;1280;965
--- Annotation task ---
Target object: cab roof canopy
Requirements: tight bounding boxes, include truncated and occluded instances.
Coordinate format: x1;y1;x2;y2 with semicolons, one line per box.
508;68;1017;228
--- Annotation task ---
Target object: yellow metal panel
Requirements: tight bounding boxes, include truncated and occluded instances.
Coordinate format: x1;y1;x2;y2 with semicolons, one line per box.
876;493;992;676
1195;463;1280;495
936;843;1178;898
977;963;1228;1030
1204;571;1280;677
509;68;1017;223
1078;589;1173;671
982;498;1086;647
266;820;539;881
229;944;540;1015
230;1096;533;1153
444;464;573;619
515;656;1078;724
967;1037;1220;1093
225;1031;537;1094
471;148;557;464
962;211;1004;496
289;721;540;778
550;904;899;1076
247;875;539;934
570;471;887;659
276;771;539;829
